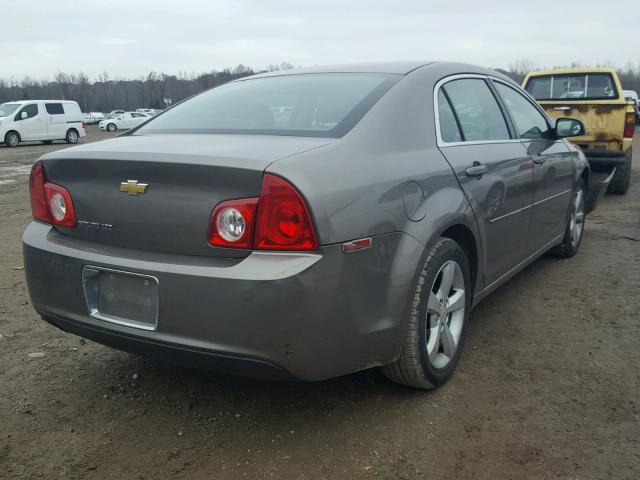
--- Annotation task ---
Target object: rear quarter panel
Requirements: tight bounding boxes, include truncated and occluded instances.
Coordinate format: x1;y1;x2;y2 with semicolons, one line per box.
268;66;483;295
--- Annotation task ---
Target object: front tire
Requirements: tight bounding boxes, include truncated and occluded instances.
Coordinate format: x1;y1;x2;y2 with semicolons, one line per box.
106;123;117;132
4;131;20;148
65;129;79;144
607;147;632;195
549;180;585;258
382;238;471;389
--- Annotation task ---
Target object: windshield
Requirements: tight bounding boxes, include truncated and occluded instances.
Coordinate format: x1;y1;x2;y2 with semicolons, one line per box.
0;103;20;117
525;73;618;100
135;73;399;138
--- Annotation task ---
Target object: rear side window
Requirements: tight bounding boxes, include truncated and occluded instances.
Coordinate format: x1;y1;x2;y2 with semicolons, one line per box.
136;73;400;138
525;73;618;100
17;104;39;120
45;103;64;115
494;83;550;140
442;79;510;142
437;90;462;142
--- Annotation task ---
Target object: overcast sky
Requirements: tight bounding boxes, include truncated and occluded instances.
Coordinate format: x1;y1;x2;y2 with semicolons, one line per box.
5;0;638;79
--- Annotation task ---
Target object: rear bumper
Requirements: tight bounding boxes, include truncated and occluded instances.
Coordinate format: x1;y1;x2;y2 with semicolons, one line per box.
23;222;418;381
41;313;295;380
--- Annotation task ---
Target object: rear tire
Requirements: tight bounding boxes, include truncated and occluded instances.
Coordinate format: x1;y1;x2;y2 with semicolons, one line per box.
4;131;20;148
65;129;79;144
607;147;632;195
549;179;585;258
106;123;117;132
382;238;471;389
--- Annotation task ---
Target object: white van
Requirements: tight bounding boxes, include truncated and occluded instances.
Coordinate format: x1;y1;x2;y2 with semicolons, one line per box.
0;100;86;147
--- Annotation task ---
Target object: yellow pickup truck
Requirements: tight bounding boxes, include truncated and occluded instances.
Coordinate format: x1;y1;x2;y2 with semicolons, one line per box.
522;68;635;194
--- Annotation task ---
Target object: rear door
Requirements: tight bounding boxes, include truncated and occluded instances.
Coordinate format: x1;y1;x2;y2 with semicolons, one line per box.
492;81;574;254
436;76;534;286
45;102;66;139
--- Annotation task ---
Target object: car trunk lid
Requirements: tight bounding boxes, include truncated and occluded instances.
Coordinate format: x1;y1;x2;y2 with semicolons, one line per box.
40;134;331;257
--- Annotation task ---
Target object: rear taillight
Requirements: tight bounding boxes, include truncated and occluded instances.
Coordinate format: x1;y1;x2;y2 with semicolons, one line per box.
624;112;635;138
44;183;76;227
28;162;76;227
254;174;318;251
208;198;258;248
207;174;318;251
29;162;52;223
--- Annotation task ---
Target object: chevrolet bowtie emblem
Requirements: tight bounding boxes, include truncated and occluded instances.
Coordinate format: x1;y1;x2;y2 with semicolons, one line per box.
120;180;148;195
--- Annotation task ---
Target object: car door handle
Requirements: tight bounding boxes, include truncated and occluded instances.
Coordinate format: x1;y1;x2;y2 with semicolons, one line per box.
465;163;488;178
532;155;546;165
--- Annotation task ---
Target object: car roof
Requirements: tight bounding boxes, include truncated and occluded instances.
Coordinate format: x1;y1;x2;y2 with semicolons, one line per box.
239;61;436;80
3;99;77;104
526;67;618;76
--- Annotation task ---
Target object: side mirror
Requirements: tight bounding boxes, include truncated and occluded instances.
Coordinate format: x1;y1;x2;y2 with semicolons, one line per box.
555;117;585;138
20;111;27;120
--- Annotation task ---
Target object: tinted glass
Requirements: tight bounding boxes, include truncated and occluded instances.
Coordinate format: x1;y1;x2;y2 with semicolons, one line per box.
45;103;64;115
18;104;38;120
494;83;550;140
137;73;399;138
437;90;462;142
443;79;510;142
526;73;618;100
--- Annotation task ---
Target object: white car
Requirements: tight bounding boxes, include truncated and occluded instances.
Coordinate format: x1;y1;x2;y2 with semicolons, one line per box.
90;111;105;122
136;108;160;116
623;89;639;123
106;110;125;119
0;100;86;147
99;112;151;132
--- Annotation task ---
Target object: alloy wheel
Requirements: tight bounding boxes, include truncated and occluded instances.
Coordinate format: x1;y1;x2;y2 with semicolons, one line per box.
7;133;19;147
569;188;584;247
426;260;466;369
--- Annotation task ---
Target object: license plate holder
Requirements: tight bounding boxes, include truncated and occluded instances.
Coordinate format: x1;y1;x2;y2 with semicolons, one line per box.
82;266;159;331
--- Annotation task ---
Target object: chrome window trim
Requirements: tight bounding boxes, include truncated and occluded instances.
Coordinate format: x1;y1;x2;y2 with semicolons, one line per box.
434;73;556;147
434;74;520;148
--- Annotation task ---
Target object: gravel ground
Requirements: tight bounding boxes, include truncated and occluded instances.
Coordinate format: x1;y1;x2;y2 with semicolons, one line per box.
1;127;639;479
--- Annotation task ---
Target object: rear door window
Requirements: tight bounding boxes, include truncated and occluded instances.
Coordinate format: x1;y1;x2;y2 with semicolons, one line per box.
442;79;510;142
494;83;551;140
45;103;64;115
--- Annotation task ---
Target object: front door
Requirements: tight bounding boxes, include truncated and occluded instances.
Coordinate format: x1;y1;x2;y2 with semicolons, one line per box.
491;81;574;254
15;103;45;141
436;78;534;287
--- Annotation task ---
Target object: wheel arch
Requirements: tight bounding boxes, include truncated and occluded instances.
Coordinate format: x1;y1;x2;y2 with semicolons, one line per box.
440;223;479;297
4;130;21;143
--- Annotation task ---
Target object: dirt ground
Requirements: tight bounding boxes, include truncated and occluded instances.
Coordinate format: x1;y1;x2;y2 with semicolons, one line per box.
1;126;639;479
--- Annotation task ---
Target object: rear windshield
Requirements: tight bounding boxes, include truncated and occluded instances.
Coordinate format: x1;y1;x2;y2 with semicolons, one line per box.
135;73;399;138
525;73;618;100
